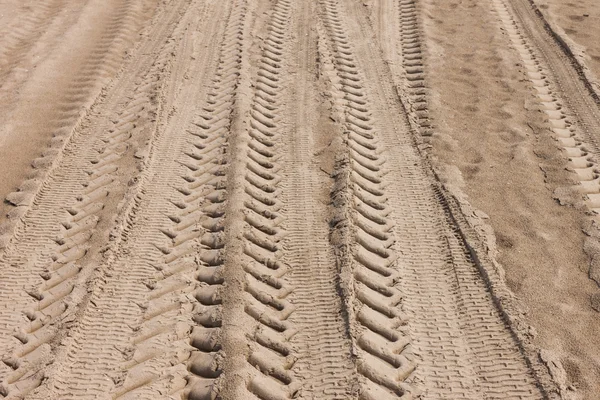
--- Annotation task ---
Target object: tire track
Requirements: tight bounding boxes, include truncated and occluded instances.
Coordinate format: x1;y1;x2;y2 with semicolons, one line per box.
0;0;69;83
0;2;191;397
0;0;152;249
515;0;600;106
167;0;301;397
491;0;600;240
318;1;416;398
232;0;299;398
58;0;299;397
124;0;301;397
284;1;357;398
23;4;212;398
495;0;600;220
102;2;242;398
491;0;600;207
369;0;429;139
486;2;600;393
0;28;174;400
395;0;430;137
0;0;566;397
370;0;558;395
319;0;547;397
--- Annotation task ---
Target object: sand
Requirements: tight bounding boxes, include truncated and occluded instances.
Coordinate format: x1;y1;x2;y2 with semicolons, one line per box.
0;0;599;398
533;0;600;93
417;0;600;397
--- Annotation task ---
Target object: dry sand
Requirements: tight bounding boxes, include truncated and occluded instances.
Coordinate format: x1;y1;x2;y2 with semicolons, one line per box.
533;0;600;92
0;0;599;399
418;0;600;397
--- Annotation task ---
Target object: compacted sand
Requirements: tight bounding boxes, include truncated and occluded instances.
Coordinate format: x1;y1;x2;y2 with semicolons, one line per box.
0;0;599;399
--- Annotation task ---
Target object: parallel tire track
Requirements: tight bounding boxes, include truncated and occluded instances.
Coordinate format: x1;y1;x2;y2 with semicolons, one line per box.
377;0;552;395
0;27;173;400
109;2;243;398
103;0;300;398
235;0;298;398
284;1;358;397
491;0;600;214
1;0;150;249
319;1;416;398
0;0;567;397
320;0;548;398
0;0;68;83
0;2;191;397
26;4;222;397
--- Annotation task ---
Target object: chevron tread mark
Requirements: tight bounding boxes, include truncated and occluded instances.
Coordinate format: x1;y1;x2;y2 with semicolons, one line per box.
236;0;298;398
0;26;175;400
0;0;153;249
104;2;244;399
318;0;416;397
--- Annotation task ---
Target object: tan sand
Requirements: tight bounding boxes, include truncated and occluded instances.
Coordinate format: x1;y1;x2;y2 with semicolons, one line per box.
1;0;599;398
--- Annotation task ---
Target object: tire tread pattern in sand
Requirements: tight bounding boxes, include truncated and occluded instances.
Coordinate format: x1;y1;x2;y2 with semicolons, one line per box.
0;0;151;248
319;0;416;398
491;0;600;215
110;1;246;398
235;0;300;398
319;0;546;398
0;0;569;398
0;0;192;398
0;27;170;400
